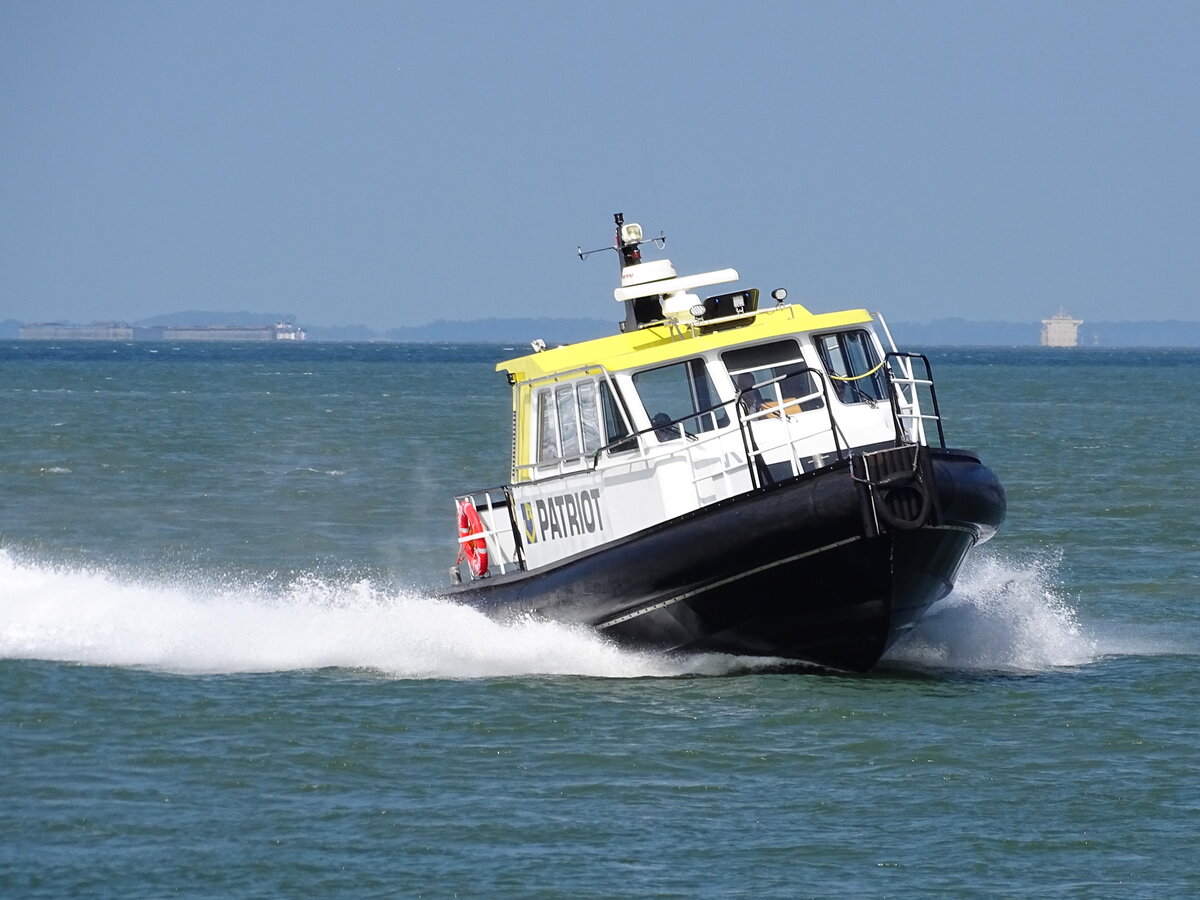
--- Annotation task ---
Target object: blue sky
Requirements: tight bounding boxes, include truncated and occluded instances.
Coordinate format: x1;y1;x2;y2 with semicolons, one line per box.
2;1;1197;329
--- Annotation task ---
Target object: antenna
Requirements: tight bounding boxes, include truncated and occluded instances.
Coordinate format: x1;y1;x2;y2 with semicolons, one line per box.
577;213;665;265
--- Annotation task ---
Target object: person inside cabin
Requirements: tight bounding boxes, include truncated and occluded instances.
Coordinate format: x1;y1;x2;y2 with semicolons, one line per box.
736;373;764;414
778;365;825;412
652;412;678;441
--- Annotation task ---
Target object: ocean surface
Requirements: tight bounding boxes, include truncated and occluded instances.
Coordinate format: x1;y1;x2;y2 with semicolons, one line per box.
2;340;1197;898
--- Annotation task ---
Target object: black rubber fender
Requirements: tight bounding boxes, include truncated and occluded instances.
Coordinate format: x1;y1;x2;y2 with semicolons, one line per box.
876;472;933;531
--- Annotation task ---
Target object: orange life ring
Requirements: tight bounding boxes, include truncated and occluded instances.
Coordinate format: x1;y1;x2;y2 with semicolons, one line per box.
456;499;489;577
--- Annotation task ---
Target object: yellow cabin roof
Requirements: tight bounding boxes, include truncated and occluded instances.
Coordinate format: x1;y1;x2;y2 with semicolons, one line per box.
496;303;876;384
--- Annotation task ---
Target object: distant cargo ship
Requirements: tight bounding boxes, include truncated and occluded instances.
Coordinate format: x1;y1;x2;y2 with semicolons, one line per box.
18;322;135;341
20;322;306;342
160;322;306;341
1040;309;1083;347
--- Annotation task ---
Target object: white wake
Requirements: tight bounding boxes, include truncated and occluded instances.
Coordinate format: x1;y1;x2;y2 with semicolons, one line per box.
1;547;1172;679
0;550;741;678
885;550;1101;672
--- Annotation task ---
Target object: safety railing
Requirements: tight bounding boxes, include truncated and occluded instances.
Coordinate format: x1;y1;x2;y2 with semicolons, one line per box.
586;366;848;495
885;352;945;448
454;487;523;576
729;368;848;489
588;405;753;508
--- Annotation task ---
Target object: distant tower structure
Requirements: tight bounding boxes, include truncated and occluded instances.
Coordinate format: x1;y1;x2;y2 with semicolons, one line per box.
1041;308;1084;347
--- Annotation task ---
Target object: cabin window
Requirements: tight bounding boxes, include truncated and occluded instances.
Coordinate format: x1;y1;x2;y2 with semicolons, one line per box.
555;384;581;456
598;381;634;452
722;340;824;414
536;377;633;463
576;381;602;453
815;330;887;404
537;388;559;460
632;359;729;442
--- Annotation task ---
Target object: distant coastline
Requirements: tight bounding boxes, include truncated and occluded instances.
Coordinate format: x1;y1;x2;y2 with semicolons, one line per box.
16;321;306;342
3;313;1200;347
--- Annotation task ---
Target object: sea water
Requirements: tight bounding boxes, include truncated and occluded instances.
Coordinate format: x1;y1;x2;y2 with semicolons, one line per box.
1;341;1197;898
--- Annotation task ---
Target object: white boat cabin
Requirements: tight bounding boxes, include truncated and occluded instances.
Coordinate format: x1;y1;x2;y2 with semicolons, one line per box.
455;228;939;580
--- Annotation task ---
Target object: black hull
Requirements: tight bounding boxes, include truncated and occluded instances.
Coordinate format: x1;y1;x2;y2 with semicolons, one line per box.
446;447;1005;672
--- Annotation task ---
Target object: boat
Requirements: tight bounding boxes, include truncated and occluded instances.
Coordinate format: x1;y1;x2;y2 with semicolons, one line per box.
444;214;1005;672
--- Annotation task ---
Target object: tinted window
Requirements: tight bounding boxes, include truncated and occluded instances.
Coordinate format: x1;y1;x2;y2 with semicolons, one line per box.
723;340;823;412
633;359;729;441
599;381;633;451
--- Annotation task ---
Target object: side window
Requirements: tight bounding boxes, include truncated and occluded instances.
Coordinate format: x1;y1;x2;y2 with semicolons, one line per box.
537;377;630;463
598;381;633;451
815;330;887;403
577;381;602;453
722;340;824;414
555;384;580;456
537;388;558;460
632;359;730;442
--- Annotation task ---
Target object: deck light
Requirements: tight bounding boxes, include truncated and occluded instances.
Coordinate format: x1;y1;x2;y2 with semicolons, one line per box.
619;222;643;244
772;288;788;305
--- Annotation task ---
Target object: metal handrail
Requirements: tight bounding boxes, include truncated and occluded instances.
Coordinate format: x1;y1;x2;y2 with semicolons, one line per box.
584;366;846;489
885;352;945;448
454;487;523;575
732;368;846;488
